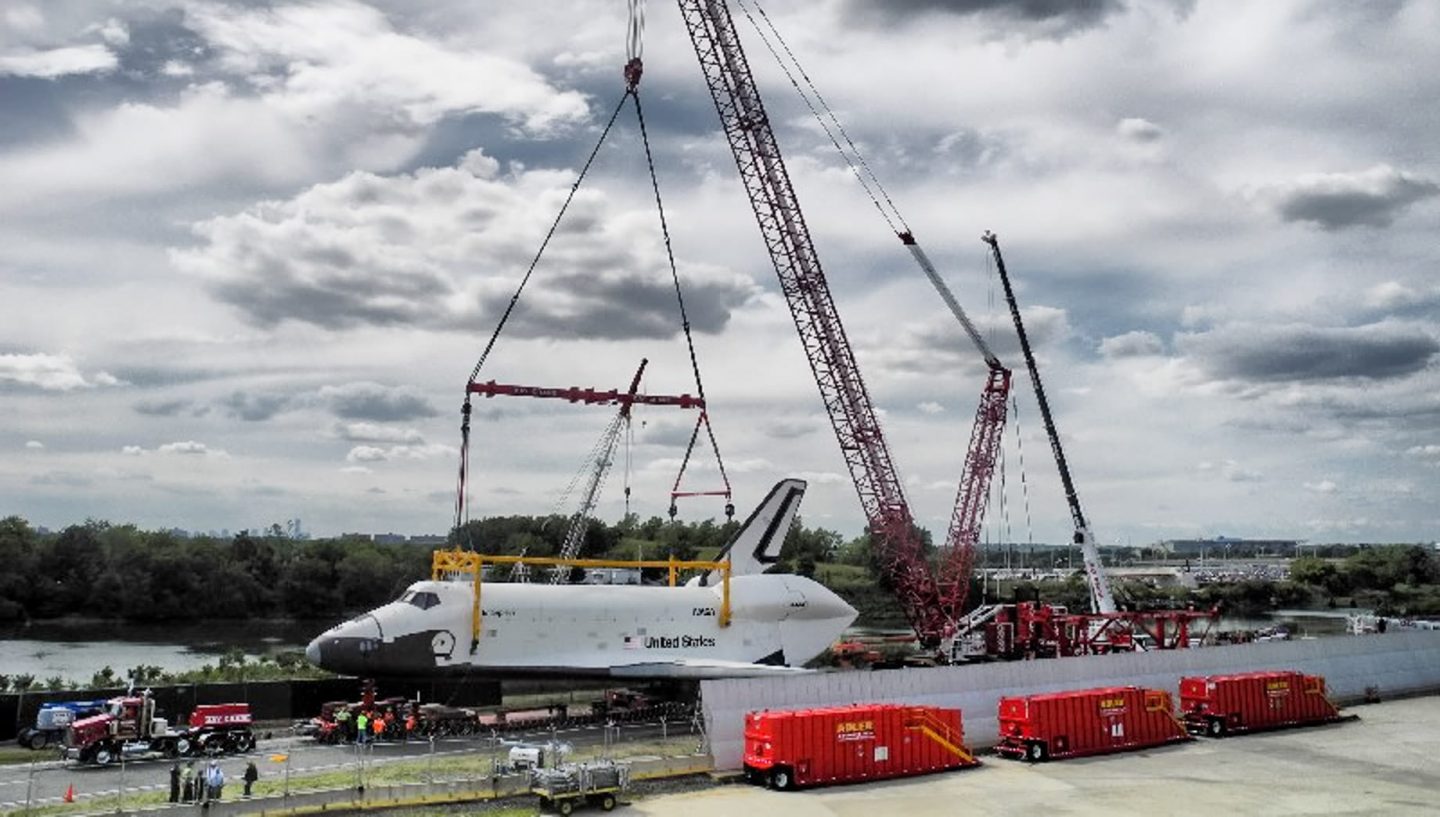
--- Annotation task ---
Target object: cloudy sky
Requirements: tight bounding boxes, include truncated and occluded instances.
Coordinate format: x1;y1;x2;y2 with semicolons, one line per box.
2;0;1437;545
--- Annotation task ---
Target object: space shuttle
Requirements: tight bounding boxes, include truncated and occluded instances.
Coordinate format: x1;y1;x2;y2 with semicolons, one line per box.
305;479;858;679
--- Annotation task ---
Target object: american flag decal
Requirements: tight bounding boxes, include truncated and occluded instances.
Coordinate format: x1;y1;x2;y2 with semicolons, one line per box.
624;635;639;650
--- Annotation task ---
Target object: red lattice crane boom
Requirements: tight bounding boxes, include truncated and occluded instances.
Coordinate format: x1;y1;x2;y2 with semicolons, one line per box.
678;0;1006;647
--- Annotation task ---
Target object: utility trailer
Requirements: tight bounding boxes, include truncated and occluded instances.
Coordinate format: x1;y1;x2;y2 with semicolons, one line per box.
1180;671;1341;737
996;686;1189;762
743;704;979;790
530;761;629;814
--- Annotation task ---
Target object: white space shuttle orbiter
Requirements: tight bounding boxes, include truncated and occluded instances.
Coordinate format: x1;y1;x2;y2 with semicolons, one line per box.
305;479;857;679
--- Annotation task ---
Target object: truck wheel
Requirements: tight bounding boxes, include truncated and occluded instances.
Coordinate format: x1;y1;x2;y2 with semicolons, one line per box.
94;744;116;766
771;767;793;791
1027;741;1048;763
177;738;194;756
600;793;617;811
1207;718;1226;738
557;799;574;816
233;732;256;753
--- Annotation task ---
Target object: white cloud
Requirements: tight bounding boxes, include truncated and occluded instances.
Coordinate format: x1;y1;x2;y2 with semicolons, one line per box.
158;441;228;457
345;443;453;463
333;422;425;444
174;150;758;336
1304;480;1338;494
0;353;117;391
24;440;44;450
187;0;588;133
1406;445;1440;466
346;445;389;463
121;445;145;456
917;401;945;415
0;2;588;212
1116;117;1164;143
1099;330;1165;359
1197;459;1264;483
92;19;128;47
0;45;116;78
1260;165;1439;230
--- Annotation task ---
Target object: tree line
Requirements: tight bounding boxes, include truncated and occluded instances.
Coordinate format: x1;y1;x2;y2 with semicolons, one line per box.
0;513;850;624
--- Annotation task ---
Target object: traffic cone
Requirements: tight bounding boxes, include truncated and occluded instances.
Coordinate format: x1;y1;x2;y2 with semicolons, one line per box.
63;784;76;803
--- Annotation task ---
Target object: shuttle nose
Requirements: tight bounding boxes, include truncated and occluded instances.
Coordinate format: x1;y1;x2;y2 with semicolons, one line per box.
306;615;382;675
808;585;858;621
784;577;857;622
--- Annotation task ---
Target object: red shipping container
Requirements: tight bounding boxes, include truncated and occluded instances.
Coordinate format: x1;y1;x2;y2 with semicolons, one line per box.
996;686;1189;761
1179;670;1340;737
743;704;979;790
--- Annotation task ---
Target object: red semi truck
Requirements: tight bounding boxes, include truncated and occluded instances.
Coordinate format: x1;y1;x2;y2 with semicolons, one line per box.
1179;670;1341;737
64;691;255;765
743;704;979;790
996;685;1190;761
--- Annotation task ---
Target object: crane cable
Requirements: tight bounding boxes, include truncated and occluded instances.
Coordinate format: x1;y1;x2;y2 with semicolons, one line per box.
453;90;633;538
632;88;734;518
733;0;910;236
456;0;732;535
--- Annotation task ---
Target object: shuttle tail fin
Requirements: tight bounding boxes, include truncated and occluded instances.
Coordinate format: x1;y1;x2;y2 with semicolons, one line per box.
700;478;806;585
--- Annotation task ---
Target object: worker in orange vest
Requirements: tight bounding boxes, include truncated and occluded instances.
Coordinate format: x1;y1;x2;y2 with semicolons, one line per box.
372;716;385;741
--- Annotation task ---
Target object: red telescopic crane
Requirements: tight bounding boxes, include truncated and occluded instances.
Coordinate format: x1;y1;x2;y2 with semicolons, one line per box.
677;0;1008;648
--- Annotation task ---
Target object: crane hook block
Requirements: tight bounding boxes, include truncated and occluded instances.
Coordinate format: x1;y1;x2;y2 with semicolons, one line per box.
724;502;735;520
624;57;644;90
668;503;678;519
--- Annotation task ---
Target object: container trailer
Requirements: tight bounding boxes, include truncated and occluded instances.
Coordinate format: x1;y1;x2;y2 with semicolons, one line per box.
1179;670;1341;736
996;685;1190;761
743;703;979;790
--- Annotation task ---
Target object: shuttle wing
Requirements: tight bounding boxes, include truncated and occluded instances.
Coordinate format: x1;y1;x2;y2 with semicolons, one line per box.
610;657;812;679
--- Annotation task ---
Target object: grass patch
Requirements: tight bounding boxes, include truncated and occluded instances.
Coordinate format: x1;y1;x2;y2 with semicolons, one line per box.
9;787;169;817
0;747;48;766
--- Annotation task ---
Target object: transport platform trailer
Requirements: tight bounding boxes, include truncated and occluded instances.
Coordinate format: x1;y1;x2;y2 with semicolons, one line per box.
743;704;979;790
996;686;1190;761
1180;670;1341;737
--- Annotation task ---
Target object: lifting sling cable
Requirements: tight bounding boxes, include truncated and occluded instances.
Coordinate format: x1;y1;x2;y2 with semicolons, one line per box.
737;0;1004;372
734;0;909;234
456;0;732;533
454;89;634;536
632;86;734;518
1011;393;1036;553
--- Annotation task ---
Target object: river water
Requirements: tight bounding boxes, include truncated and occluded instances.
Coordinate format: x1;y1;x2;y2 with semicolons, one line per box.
0;620;324;683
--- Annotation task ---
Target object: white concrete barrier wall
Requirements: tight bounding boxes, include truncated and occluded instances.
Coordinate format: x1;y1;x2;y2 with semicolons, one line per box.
701;630;1440;770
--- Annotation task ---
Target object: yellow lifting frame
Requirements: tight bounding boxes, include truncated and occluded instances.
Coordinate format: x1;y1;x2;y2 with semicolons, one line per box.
430;549;732;652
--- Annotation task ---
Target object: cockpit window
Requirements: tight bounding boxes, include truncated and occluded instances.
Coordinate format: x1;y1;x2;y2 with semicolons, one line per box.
407;591;441;610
